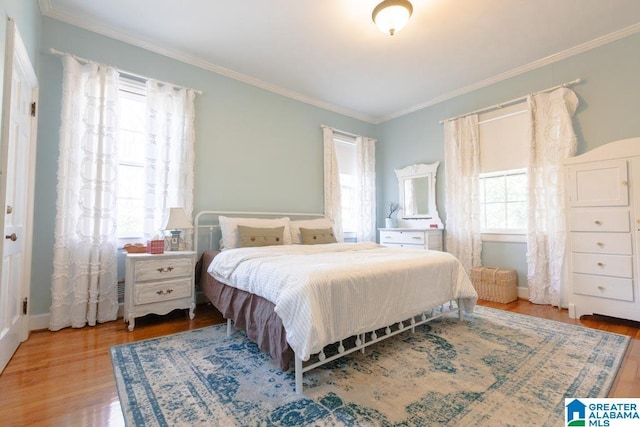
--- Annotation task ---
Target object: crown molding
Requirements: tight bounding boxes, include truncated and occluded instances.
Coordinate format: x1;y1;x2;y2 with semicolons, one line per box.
377;22;640;123
38;4;378;124
39;3;640;125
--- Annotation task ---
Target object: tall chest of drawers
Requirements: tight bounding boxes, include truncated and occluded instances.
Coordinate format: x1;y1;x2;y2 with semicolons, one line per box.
124;251;196;331
565;138;640;322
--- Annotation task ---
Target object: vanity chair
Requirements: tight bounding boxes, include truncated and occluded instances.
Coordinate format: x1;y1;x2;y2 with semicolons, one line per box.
379;162;444;251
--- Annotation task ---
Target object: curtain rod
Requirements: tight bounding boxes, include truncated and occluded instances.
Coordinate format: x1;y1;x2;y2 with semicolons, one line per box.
321;124;360;139
47;48;203;95
439;78;581;124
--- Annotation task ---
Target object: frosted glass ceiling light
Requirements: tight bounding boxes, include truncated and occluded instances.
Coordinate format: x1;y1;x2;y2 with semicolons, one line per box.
372;0;413;36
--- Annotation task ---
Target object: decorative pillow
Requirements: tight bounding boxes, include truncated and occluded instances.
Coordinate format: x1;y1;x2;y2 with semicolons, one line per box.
290;217;335;244
299;227;338;245
218;216;291;250
237;225;285;247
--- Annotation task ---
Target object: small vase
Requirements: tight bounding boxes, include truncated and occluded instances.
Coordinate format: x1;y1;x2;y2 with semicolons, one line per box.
385;218;396;228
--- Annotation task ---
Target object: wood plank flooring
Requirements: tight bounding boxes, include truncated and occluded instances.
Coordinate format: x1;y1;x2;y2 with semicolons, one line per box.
0;300;638;426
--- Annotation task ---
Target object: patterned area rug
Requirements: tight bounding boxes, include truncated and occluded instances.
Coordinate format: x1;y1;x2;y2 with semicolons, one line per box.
111;306;629;426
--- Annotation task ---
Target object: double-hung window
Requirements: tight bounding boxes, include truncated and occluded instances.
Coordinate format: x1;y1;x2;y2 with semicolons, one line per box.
478;101;529;241
334;134;357;240
116;77;147;245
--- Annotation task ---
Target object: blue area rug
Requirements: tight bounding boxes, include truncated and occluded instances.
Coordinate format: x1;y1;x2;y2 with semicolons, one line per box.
111;306;629;426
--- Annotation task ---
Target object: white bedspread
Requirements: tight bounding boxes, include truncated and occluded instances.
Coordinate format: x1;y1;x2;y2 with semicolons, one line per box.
208;242;478;361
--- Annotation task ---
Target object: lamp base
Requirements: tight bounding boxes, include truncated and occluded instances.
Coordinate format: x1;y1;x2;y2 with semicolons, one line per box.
169;230;181;251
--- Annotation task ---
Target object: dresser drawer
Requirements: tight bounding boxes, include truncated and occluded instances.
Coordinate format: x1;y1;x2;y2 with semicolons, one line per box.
569;208;629;232
383;242;423;249
571;232;632;255
380;230;425;245
135;257;194;282
572;273;633;301
571;253;632;278
135;277;193;305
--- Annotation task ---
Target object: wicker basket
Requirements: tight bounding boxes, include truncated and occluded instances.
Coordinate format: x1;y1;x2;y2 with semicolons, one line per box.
470;266;518;303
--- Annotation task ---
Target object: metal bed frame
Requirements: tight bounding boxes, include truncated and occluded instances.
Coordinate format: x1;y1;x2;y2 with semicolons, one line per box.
194;210;463;394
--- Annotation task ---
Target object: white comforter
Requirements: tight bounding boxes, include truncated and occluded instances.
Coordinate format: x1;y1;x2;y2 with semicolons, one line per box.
208;242;478;361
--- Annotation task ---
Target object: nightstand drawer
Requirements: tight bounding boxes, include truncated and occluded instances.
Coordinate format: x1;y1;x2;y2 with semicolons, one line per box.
380;230;425;245
135;277;193;305
135;257;194;282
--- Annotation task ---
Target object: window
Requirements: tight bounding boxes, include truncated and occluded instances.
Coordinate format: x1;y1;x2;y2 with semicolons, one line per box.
479;169;527;233
116;78;147;241
334;135;357;237
478;101;529;240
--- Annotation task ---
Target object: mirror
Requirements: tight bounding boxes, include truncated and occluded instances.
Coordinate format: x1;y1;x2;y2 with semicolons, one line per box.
395;162;443;227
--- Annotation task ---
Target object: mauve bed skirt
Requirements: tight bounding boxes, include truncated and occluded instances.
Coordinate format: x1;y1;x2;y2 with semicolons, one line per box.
195;250;293;370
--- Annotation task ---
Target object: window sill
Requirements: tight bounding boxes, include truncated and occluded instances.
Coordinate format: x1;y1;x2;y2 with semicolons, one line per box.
481;233;526;243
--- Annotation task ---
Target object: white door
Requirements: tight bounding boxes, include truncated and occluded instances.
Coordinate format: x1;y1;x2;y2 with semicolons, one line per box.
0;19;38;373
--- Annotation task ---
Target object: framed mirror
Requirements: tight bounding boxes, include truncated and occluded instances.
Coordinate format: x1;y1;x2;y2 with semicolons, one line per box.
394;162;443;227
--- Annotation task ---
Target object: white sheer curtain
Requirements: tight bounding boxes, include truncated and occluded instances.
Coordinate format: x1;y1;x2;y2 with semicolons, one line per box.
323;127;343;241
444;115;482;273
50;55;120;330
355;136;376;242
526;88;579;306
144;82;196;246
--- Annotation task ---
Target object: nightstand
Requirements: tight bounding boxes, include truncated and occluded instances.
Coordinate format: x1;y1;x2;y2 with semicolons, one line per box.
124;251;196;331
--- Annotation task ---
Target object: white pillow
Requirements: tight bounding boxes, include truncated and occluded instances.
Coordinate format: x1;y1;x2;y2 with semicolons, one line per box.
218;216;292;250
290;217;335;244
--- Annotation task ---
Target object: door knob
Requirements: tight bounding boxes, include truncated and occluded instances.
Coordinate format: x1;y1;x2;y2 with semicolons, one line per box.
5;233;17;241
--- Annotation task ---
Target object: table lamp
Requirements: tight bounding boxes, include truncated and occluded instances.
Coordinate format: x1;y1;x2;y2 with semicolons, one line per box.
164;207;193;251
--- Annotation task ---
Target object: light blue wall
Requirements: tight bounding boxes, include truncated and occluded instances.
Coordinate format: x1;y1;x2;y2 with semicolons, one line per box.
378;32;640;288
14;5;640;315
30;18;377;316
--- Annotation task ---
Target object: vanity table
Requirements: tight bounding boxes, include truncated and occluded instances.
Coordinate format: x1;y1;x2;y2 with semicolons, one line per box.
379;228;443;250
380;162;445;251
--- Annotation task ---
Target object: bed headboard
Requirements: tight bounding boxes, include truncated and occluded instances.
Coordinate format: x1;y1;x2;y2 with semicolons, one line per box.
194;210;325;254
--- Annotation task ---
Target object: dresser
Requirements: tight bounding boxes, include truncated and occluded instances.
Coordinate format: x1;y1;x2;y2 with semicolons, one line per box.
378;228;443;251
124;251;197;331
564;138;640;322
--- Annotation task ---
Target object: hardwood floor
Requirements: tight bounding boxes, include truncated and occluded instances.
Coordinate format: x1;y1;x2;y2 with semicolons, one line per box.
0;300;638;426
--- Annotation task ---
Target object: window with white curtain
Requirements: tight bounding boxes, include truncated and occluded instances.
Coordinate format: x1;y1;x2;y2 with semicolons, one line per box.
334;135;357;237
478;101;529;240
116;77;147;241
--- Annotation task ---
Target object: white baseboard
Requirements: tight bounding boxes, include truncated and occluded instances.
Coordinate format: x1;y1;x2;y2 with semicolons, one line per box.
29;302;126;332
517;286;529;300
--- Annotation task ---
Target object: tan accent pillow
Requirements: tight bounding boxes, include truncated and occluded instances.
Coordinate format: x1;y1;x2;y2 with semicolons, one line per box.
237;225;285;247
290;217;335;244
299;227;337;245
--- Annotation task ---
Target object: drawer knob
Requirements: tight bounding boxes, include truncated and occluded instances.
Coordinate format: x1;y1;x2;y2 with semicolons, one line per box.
622;180;628;186
594;220;602;225
157;266;175;273
597;285;605;291
596;242;604;247
596;262;604;267
156;289;174;295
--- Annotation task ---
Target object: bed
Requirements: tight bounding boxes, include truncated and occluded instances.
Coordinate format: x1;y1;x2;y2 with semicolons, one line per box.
194;211;478;394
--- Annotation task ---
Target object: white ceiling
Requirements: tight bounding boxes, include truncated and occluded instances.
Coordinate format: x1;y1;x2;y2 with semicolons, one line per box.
39;0;640;123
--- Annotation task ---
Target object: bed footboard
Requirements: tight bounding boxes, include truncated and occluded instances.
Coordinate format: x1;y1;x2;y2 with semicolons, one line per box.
294;299;463;394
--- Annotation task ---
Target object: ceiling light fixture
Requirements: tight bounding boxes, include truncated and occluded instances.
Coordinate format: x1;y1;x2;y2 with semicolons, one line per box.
372;0;413;36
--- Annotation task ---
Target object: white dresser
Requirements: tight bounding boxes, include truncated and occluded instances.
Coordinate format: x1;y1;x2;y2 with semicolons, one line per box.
379;228;443;251
124;251;196;331
565;138;640;322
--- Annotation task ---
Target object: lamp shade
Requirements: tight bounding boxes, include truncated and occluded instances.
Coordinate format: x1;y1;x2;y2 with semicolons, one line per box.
164;207;193;230
372;0;413;36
